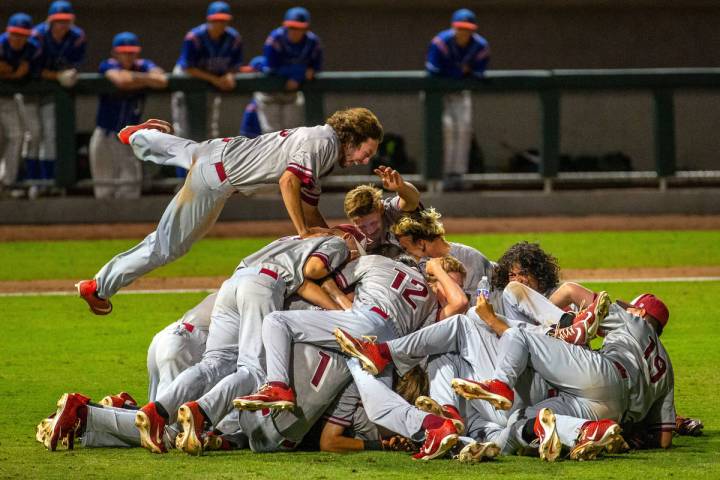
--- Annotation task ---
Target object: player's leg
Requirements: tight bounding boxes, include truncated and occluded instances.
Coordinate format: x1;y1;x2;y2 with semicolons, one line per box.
113;137;142;199
91;140;234;300
128;128;197;170
88;127;115;199
209;94;222;139
284;91;305;129
170;74;189;139
0;97;26;189
502;281;565;327
38;98;56;178
253;92;279;133
454;90;473;176
17;95;41;183
441;94;457;177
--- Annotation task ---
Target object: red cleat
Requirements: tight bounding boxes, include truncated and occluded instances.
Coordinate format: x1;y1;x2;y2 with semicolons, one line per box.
570;419;624;461
333;328;389;375
534;407;561;462
412;418;459;460
135;403;167;453
75;279;112;315
203;431;233;451
451;378;514;410
117;119;173;145
45;393;90;451
553;291;610;345
100;391;137;409
414;396;465;434
176;402;206;456
233;383;295;411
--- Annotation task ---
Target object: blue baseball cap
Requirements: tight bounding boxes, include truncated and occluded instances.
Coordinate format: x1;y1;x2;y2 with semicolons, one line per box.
48;1;75;22
451;8;478;31
112;31;141;53
7;13;33;36
207;1;232;21
283;7;310;29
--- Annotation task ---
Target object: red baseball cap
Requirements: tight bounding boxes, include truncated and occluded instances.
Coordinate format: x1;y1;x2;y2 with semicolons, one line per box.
617;293;669;327
334;224;368;255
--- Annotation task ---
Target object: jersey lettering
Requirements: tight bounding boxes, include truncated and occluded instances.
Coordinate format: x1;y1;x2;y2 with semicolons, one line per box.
643;336;667;384
390;268;429;309
310;350;332;391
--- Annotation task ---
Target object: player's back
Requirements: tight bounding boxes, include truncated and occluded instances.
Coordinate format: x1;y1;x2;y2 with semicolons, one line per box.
338;255;438;337
601;312;674;423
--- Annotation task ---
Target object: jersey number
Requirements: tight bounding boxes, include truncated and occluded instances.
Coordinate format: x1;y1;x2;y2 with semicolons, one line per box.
390;269;429;309
643;336;667;384
310;351;332;391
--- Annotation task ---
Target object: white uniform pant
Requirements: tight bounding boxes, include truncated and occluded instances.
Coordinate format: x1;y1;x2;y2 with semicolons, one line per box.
0;95;25;187
82;405;179;449
94;132;234;299
262;306;398;385
16;94;41;162
89;127;142;199
502;281;564;328
253;91;305;134
442;90;473;176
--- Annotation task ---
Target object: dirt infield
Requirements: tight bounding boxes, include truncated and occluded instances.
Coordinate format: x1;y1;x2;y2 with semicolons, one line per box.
2;214;720;241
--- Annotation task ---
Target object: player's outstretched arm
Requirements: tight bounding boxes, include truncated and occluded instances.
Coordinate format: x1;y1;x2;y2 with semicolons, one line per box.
319;422;366;452
321;277;352;310
296;280;340;311
280;171;316;235
374;166;420;212
427;258;468;320
548;282;595;310
476;294;508;336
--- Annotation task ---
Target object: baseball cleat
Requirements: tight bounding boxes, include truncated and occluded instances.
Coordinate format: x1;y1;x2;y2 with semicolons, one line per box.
415;396;465;434
552;291;610;345
36;415;54;444
100;391;138;409
233;383;295;411
534;408;561;462
135;403;167;454
569;419;624;461
412;418;459;461
456;441;501;463
76;279;112;315
176;402;206;456
45;393;90;451
333;328;388;375
675;415;704;436
450;378;513;410
203;431;233;451
117;119;173;145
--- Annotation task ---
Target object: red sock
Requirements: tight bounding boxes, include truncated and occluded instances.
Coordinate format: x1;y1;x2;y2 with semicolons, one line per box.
377;343;392;363
421;414;445;431
77;405;88;435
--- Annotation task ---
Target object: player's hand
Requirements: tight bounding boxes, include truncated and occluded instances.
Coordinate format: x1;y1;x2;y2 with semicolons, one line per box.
285;78;300;91
215;73;236;92
57;68;78;88
305;68;315;81
382;435;417;452
374;166;405;192
425;257;445;277
475;293;495;320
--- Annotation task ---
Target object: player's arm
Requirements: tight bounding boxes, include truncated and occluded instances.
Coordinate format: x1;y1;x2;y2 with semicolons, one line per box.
427;258;468;320
302;201;328;229
0;60;29;80
184;67;234;91
318;422;365;452
548;282;596;310
321;277;352;310
475;294;509;336
296;280;340;310
279;170;312;235
374;166;420;212
140;66;168;89
105;68;148;90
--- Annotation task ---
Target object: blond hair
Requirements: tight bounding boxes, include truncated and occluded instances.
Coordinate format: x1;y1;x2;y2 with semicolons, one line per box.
426;255;467;284
344;184;383;218
391;207;445;242
326;107;383;147
393;366;429;405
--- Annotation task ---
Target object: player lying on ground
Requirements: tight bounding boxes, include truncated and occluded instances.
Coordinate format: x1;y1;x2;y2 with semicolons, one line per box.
75;107;383;315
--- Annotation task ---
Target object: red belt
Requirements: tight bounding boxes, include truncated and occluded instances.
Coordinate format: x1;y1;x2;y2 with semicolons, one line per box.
214;162;227;182
613;360;628;379
260;268;278;280
182;322;195;333
370;306;389;319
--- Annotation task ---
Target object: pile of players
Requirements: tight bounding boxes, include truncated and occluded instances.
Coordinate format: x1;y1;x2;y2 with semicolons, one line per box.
35;151;703;461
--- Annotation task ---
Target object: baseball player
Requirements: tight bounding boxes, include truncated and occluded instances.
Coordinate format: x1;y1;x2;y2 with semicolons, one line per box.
343;174;421;251
254;7;323;133
172;1;242;142
452;293;674;461
0;13;40;195
22;1;86;196
426;8;490;191
76;107;383;315
88;32;167;200
134;232;358;453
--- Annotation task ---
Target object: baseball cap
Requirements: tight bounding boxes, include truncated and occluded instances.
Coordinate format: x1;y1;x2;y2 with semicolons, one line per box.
48;1;75;22
616;293;670;328
451;8;478;31
7;13;33;36
334;224;368;256
283;7;310;29
207;1;232;21
112;32;141;53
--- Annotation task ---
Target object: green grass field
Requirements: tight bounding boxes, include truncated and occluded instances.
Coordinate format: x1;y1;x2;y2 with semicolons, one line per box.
1;231;719;478
2;230;720;281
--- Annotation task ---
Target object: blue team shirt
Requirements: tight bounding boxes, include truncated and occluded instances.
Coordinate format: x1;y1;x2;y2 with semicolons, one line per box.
31;22;86;74
176;24;242;75
0;32;41;75
263;27;323;83
96;58;157;132
239;99;261;138
426;29;490;79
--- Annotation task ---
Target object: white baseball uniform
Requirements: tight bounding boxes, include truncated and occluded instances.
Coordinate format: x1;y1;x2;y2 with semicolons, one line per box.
93;125;339;300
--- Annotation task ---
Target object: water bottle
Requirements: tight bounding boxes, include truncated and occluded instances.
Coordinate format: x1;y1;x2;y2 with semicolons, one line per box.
477;276;490;300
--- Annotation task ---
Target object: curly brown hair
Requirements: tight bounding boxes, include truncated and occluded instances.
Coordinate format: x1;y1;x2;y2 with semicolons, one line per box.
326;107;383;148
492;241;560;294
393;366;429;405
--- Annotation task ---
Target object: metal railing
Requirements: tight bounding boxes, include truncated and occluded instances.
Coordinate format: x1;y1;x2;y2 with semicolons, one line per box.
3;68;720;190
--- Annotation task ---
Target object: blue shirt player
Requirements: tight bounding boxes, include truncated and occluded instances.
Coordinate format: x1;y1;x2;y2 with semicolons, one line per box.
425;8;490;190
